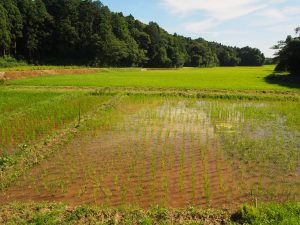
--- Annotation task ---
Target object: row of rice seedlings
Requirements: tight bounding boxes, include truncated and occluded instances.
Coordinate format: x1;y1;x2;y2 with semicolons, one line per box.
165;102;203;203
161;130;169;205
138;124;149;190
191;146;197;201
128;101;204;204
179;124;186;192
139;104;172;204
199;134;210;203
123;116;144;204
158;105;174;204
133;120;146;201
150;124;158;202
214;136;230;201
154;120;165;203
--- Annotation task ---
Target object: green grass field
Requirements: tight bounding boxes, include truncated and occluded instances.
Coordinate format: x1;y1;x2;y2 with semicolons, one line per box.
7;66;300;91
0;89;110;152
0;66;299;224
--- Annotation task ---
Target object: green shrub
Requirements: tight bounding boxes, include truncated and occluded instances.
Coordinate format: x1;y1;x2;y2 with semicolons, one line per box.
0;56;28;68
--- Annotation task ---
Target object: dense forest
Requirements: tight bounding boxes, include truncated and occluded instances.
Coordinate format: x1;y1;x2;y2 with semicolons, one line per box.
0;0;265;67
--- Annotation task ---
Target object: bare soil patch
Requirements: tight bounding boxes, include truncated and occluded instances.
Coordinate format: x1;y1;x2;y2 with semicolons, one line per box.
2;68;98;80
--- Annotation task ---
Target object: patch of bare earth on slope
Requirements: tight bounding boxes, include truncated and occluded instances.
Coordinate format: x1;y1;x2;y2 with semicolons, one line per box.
2;68;98;80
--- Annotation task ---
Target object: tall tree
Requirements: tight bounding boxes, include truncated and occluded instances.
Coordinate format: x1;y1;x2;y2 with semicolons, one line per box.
238;47;265;66
0;0;22;56
16;0;52;61
0;3;10;56
0;0;267;68
274;28;300;75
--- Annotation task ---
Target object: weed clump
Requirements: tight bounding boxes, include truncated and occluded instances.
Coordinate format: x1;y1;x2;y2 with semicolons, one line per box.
231;203;300;225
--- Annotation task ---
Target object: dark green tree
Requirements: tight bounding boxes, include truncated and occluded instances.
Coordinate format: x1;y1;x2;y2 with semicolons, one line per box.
274;28;300;75
238;46;265;66
0;3;10;56
0;0;22;56
216;47;240;66
0;0;267;68
15;0;52;61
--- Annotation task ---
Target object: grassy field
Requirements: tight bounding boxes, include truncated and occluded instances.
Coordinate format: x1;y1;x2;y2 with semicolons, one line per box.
0;89;111;154
7;66;300;91
0;66;299;224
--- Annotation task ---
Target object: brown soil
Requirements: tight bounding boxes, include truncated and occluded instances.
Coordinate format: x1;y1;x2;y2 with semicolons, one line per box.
2;68;98;80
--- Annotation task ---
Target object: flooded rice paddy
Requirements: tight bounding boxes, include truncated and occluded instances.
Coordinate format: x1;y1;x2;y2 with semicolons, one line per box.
1;98;299;208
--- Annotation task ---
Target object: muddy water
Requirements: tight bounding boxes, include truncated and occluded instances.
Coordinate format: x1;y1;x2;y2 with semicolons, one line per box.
0;100;299;208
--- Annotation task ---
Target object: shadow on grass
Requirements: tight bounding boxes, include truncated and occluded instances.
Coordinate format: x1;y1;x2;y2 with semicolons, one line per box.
264;72;300;90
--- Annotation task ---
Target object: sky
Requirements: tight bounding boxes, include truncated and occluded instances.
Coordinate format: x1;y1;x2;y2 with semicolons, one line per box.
101;0;300;57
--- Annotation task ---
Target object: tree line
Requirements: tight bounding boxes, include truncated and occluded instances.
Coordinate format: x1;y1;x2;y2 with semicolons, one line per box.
274;27;300;75
0;0;265;67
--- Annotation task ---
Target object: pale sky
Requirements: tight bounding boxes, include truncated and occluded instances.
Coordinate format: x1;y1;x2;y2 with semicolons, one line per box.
101;0;300;57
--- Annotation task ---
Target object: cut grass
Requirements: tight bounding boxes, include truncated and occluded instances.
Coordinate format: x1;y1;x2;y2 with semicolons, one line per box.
7;66;300;92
